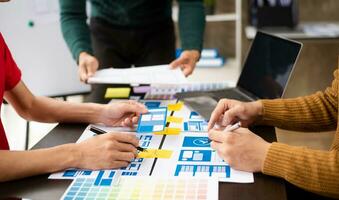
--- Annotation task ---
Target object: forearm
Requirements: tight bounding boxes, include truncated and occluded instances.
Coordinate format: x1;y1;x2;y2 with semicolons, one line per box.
178;0;205;51
26;96;105;124
257;92;337;131
257;70;338;131
263;143;339;198
59;0;92;61
0;144;77;182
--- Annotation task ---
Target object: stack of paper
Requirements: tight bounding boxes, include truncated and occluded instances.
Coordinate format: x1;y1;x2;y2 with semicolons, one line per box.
88;65;188;84
144;82;232;100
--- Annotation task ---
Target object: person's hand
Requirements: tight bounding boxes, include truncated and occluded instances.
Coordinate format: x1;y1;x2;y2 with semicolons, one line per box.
208;99;263;130
78;52;99;82
97;100;148;127
209;127;271;172
170;50;200;77
74;132;139;170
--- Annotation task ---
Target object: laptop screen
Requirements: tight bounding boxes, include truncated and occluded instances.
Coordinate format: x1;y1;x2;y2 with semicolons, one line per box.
237;31;301;99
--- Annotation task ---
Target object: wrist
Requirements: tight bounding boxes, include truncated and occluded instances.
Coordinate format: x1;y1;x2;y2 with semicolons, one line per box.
68;144;80;168
254;100;264;119
88;103;107;124
79;51;90;57
260;142;271;172
51;144;80;170
183;50;200;61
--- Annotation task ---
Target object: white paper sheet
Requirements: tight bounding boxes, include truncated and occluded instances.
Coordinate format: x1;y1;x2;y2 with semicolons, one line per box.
88;65;188;84
50;100;253;184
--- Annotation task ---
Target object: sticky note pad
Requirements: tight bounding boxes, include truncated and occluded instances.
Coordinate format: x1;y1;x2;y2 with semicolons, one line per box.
138;149;173;159
167;102;184;111
154;127;181;135
104;88;131;98
166;116;183;123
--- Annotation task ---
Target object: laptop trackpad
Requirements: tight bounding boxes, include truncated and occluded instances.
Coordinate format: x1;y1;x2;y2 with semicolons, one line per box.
180;96;218;121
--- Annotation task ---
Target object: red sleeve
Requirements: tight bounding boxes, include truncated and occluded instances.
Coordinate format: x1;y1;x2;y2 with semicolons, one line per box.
0;33;21;91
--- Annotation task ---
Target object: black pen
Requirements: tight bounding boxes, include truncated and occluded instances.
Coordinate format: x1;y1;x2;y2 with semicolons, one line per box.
89;126;146;152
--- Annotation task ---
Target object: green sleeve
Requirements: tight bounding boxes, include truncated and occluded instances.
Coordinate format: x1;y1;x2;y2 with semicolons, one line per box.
59;0;93;62
178;0;206;52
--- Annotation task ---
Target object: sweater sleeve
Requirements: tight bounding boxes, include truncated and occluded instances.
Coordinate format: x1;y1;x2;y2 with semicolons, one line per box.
59;0;93;62
263;143;339;198
177;0;206;52
257;69;338;132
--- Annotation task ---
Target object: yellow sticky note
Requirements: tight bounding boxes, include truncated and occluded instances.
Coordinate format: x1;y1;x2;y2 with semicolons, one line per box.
166;116;183;123
167;102;184;111
104;88;131;99
138;149;173;159
154;127;181;135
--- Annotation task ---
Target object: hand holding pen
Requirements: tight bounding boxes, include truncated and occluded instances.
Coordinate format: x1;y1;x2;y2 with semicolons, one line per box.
89;126;147;152
208;120;271;172
75;126;140;170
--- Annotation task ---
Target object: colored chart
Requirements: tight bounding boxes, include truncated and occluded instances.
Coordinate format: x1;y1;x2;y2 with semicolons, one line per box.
174;164;231;178
137;107;168;133
61;176;218;200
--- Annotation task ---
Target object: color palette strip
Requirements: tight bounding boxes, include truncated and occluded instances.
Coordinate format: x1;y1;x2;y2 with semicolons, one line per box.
61;176;218;200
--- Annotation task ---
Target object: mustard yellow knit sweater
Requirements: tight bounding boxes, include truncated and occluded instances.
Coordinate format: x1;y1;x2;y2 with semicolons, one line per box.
259;68;339;198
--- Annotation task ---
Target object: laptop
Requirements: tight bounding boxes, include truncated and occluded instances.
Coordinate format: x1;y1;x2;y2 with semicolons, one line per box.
176;31;302;119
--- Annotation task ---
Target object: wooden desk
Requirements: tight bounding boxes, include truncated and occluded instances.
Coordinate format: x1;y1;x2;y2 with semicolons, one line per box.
0;123;287;199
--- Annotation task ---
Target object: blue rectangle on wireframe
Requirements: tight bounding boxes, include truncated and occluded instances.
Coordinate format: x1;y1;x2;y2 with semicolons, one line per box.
94;171;104;186
178;150;212;162
182;136;211;148
142;141;150;147
132;172;138;176
189;111;199;119
184;122;188;131
82;170;92;176
63;169;78;177
100;179;112;186
64;197;73;200
145;102;161;108
109;171;115;178
144;135;152;140
139;126;153;132
137;107;167;133
226;165;231;178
